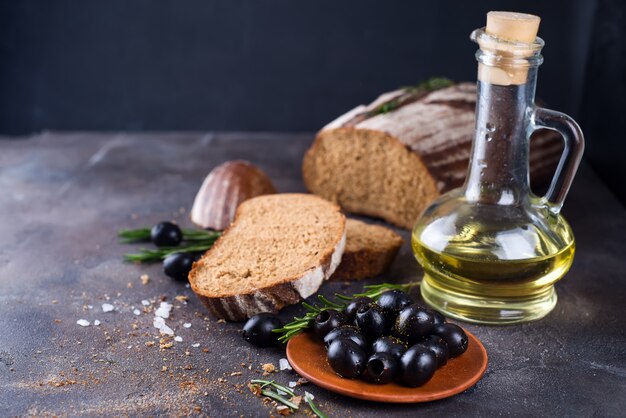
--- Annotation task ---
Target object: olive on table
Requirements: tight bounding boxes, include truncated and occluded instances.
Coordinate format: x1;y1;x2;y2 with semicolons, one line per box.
151;221;183;247
327;338;367;378
431;323;468;357
393;304;435;344
371;335;407;360
400;344;437;387
163;252;196;282
323;325;368;350
313;309;349;339
344;296;374;321
377;290;413;314
242;313;283;348
356;303;393;340
365;352;399;384
419;335;449;368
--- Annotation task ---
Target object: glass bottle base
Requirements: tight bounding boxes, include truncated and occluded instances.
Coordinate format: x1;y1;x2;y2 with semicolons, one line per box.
420;274;558;324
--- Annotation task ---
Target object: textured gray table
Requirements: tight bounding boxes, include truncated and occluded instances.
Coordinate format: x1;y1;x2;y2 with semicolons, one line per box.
1;132;625;417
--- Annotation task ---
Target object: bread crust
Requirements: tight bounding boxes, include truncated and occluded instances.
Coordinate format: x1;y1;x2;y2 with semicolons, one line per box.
189;194;346;321
330;220;403;281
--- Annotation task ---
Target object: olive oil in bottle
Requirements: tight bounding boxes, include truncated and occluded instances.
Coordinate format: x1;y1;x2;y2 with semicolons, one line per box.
411;12;584;324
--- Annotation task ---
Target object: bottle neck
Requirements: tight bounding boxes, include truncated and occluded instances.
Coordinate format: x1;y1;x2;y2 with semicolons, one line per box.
464;70;538;205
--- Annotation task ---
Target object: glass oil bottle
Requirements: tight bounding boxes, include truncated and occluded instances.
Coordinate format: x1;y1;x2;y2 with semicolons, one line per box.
411;12;585;324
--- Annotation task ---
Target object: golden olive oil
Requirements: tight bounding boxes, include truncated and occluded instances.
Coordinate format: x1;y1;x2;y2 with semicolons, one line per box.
411;215;575;324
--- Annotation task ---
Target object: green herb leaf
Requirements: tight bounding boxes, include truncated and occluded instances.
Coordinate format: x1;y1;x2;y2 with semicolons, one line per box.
274;281;421;342
306;396;328;418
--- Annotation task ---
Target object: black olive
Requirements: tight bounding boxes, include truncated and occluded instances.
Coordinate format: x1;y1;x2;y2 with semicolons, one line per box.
356;303;393;340
393;304;435;345
344;297;374;321
426;308;447;326
151;222;183;247
371;335;407;360
418;335;449;368
323;325;368;350
327;338;367;378
365;352;399;384
163;252;196;282
431;323;468;357
242;313;283;348
400;344;437;387
312;309;349;339
377;290;414;313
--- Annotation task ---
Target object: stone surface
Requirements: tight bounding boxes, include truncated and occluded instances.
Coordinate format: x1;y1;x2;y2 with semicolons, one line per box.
0;132;625;417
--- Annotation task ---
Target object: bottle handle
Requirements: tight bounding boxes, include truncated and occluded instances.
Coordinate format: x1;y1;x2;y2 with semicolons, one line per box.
530;106;585;213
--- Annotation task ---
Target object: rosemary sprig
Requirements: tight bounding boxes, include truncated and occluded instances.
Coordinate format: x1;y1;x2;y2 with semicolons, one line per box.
274;281;421;342
119;226;221;262
122;239;219;263
305;395;328;418
250;379;296;397
250;379;329;417
118;227;219;243
351;281;419;300
249;379;300;410
260;389;299;410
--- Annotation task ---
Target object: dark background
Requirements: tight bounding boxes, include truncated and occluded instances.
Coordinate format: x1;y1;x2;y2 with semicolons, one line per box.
0;0;624;204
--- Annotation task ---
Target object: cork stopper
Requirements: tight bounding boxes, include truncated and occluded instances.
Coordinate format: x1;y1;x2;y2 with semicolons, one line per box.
486;11;540;43
476;11;542;86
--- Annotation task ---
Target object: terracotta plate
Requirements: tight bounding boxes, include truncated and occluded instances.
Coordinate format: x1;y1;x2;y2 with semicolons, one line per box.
286;329;487;403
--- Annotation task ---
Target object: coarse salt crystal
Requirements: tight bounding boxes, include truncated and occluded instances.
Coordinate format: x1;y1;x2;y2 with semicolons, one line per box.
76;319;90;327
304;391;314;401
93;320;101;326
102;303;115;313
141;300;150;306
155;302;173;319
279;358;292;371
277;389;288;396
87;305;93;309
133;309;141;316
288;381;297;388
174;336;183;342
153;316;174;335
192;343;200;348
183;323;191;328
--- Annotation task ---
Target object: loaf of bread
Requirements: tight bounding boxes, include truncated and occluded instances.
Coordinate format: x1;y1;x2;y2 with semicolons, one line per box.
302;82;562;229
331;219;403;281
189;194;346;321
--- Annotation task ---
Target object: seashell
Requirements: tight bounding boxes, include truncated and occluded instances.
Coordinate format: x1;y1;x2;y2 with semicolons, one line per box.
190;160;276;230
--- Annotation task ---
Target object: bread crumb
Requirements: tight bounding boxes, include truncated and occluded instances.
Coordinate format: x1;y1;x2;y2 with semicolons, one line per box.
261;363;276;375
276;405;292;416
140;274;150;285
230;372;242;376
175;295;188;303
127;282;133;289
217;319;226;324
145;341;155;347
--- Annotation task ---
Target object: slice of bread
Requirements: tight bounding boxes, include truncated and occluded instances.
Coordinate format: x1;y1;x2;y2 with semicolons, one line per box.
189;193;346;321
331;219;403;281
